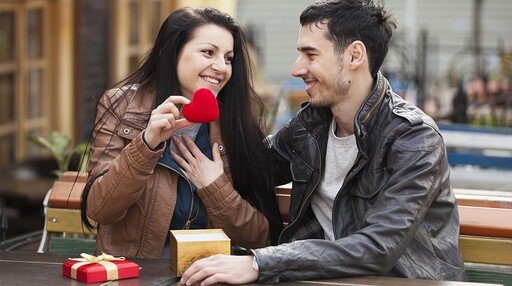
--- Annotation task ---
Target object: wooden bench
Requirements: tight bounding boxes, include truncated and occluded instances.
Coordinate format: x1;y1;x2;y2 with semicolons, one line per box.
453;188;512;268
458;206;512;239
38;172;96;255
454;191;512;285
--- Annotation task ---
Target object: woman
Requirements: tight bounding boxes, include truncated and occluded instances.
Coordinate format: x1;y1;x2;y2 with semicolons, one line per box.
80;7;282;258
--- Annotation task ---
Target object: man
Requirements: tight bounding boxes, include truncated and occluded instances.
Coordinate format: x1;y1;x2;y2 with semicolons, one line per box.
180;0;467;284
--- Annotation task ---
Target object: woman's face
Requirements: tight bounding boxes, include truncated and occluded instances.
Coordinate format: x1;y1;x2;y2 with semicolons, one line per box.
177;24;234;99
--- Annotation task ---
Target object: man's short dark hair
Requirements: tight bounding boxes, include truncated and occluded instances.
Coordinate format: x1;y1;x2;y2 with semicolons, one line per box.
300;0;397;77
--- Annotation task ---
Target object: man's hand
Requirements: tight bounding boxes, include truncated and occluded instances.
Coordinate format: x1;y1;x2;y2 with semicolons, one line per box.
180;254;257;286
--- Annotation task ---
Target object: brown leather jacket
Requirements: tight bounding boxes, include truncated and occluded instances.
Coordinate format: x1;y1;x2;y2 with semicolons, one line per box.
86;85;270;258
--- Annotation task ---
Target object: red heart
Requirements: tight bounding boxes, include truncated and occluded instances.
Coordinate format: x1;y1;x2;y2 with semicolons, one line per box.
182;88;219;123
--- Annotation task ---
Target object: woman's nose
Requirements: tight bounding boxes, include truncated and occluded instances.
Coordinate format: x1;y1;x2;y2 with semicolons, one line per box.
211;58;228;73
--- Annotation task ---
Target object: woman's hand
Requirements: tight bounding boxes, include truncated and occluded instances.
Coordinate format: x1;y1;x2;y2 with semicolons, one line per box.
143;96;193;149
171;134;224;188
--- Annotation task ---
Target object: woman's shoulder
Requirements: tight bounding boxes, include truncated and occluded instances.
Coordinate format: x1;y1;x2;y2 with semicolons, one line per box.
98;84;156;113
100;84;140;103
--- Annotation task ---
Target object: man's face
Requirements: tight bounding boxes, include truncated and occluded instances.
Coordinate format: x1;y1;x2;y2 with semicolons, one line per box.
291;23;351;108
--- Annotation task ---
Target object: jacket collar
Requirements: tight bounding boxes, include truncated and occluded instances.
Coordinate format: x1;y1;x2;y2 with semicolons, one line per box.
297;105;332;140
354;72;389;139
296;73;390;164
297;72;390;140
125;84;155;116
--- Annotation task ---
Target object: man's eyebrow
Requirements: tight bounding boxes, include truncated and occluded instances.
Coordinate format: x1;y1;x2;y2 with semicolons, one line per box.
297;46;317;52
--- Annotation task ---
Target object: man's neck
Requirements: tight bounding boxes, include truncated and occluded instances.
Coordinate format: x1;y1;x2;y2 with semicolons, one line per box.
331;73;375;137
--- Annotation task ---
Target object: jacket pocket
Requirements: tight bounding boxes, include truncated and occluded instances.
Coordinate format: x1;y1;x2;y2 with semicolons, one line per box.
289;153;314;219
115;112;149;140
351;167;388;199
290;151;313;183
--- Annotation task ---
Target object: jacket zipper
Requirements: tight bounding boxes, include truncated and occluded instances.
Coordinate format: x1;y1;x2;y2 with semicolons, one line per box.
156;162;196;229
184;207;200;229
278;131;366;242
331;152;365;237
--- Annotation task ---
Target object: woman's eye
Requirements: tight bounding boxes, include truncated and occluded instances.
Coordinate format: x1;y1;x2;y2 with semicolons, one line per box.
202;50;213;56
225;56;233;63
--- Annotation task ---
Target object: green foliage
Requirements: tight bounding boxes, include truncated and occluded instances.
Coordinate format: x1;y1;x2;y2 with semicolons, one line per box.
27;131;89;177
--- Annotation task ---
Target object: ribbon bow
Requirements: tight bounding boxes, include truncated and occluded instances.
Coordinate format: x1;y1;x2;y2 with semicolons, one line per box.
69;253;125;281
70;252;125;263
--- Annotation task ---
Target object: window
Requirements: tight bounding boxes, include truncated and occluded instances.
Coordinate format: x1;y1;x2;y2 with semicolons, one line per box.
0;2;50;169
110;0;175;85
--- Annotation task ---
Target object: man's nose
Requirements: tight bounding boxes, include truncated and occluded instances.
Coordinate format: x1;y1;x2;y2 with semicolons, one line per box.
291;58;307;78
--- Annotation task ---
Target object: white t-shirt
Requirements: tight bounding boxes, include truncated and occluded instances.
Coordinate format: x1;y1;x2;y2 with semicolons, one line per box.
311;118;358;240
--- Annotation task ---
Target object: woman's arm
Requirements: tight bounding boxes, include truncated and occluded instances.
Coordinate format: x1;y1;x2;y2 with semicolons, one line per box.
86;89;164;224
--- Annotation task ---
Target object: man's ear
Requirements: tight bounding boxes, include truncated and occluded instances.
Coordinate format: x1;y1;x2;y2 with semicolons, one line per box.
348;40;366;70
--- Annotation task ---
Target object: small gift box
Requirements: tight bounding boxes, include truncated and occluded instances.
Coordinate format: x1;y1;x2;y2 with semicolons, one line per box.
169;229;231;275
63;253;139;283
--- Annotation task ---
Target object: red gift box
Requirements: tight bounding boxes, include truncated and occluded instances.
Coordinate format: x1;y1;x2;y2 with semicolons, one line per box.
63;253;139;283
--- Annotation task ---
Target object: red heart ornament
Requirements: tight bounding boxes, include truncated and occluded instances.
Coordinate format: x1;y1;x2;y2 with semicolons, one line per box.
182;88;219;123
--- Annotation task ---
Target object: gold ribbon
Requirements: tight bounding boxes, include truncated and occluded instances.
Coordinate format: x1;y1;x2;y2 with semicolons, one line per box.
69;253;125;281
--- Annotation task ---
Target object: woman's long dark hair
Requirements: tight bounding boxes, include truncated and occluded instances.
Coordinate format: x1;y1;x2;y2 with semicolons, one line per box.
81;7;282;244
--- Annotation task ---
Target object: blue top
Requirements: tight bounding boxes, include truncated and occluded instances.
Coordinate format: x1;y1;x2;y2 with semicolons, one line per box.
157;124;212;231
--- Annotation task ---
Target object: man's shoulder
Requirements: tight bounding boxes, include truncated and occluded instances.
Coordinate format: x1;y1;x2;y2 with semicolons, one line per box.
388;95;426;127
382;97;443;149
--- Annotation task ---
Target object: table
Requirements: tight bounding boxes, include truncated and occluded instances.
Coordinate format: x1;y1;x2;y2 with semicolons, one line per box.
0;251;503;286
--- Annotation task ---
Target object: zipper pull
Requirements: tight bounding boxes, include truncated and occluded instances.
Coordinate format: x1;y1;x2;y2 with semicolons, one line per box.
184;220;191;229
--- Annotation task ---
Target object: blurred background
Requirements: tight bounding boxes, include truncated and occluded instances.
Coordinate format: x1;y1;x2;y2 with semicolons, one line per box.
1;0;511;241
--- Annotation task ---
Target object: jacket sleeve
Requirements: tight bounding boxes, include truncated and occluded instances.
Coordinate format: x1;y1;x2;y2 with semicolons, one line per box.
86;89;165;224
253;124;455;282
196;173;271;249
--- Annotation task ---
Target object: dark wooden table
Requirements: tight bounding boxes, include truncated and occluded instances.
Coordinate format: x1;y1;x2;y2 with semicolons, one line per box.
0;251;178;285
0;251;503;285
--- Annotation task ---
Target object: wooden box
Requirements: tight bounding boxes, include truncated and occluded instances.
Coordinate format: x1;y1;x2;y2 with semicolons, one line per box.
169;229;231;276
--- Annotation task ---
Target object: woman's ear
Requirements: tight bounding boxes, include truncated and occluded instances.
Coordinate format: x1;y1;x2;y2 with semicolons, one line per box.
348;40;367;70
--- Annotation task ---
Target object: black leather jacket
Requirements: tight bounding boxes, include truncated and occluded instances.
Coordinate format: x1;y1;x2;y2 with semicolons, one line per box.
255;73;466;283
